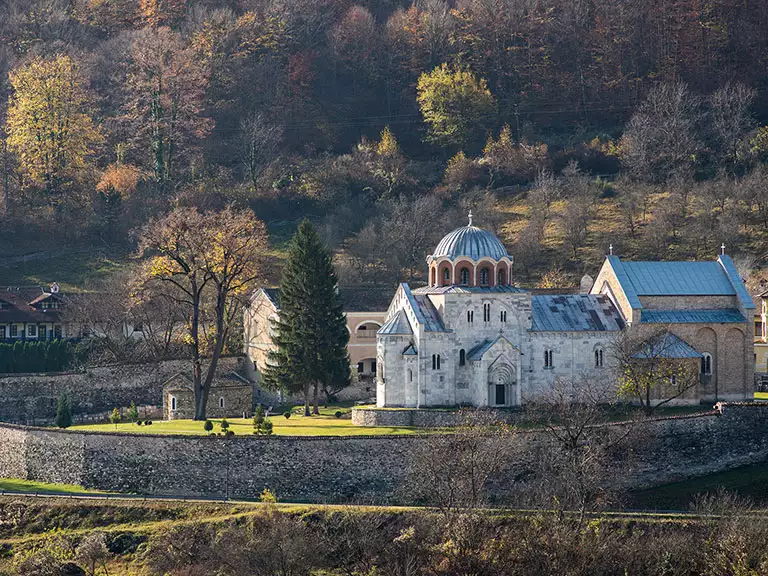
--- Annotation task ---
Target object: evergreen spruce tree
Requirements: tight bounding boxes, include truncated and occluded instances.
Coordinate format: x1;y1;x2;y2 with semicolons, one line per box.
263;220;351;416
54;392;72;428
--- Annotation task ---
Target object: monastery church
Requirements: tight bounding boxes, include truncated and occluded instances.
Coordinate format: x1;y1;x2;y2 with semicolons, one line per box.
375;214;755;408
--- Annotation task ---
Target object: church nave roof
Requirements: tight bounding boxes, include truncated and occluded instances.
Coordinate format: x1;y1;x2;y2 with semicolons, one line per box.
530;294;625;332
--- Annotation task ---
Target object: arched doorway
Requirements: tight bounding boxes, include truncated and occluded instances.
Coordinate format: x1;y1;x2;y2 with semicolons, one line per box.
488;363;516;406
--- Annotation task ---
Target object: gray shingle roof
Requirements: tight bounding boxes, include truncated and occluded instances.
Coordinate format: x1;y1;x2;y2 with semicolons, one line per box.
413;295;448;332
640;309;746;324
530;294;625;332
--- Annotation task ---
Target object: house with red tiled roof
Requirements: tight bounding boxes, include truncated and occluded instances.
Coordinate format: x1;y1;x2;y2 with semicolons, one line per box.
0;284;68;341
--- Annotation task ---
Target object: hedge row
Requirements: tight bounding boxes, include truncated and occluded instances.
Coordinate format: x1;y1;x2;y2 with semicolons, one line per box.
0;340;74;373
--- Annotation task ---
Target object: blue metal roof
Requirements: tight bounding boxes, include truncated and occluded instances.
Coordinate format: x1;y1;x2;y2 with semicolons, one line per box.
411;285;526;295
718;255;756;309
620;260;736;296
530;294;625;332
632;332;702;359
431;225;510;261
640;309;746;324
605;256;642;309
377;309;413;335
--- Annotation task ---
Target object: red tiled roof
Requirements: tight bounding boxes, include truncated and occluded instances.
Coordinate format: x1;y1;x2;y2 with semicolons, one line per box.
0;287;63;324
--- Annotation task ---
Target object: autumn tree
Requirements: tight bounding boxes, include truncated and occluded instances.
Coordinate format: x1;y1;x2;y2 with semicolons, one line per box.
612;326;701;415
708;82;757;174
123;27;211;192
136;206;267;419
239;111;282;191
417;63;496;150
6;55;102;200
138;0;187;28
263;220;350;416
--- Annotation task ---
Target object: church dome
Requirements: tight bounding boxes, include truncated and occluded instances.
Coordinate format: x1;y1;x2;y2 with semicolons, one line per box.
431;214;510;262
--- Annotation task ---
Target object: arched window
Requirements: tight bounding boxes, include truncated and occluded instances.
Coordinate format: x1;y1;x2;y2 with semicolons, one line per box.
701;353;712;375
595;349;604;368
498;269;506;286
171;396;177;411
408;369;413;382
460;268;470;285
459;349;466;366
443;268;450;283
500;310;507;323
483;303;491;322
219;397;225;409
670;374;677;386
544;350;554;368
467;310;474;323
479;268;489;286
432;354;441;370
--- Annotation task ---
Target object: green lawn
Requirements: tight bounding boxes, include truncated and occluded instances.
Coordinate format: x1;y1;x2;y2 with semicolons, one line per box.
70;407;423;437
628;461;768;511
0;478;98;495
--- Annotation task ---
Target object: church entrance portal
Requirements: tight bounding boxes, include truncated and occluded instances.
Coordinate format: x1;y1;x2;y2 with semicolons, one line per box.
489;363;516;407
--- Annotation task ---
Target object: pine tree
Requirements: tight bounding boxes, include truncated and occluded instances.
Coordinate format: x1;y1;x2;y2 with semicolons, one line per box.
54;392;72;428
263;220;351;416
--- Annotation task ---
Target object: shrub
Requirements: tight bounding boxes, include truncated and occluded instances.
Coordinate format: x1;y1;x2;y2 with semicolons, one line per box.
145;420;152;426
283;411;291;419
136;420;143;426
335;411;343;419
225;430;234;436
204;420;213;433
220;418;229;432
54;392;72;429
109;408;121;429
263;419;273;435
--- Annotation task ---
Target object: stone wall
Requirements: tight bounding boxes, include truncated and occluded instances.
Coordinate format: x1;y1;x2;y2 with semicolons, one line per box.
352;407;524;427
0;357;242;423
0;403;767;503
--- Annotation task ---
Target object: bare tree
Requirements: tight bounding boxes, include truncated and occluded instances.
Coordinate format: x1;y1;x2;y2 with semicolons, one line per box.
239;111;282;191
709;83;757;174
621;82;703;183
611;326;700;415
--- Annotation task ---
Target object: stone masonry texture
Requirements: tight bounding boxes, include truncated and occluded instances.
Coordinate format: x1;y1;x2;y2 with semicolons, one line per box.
0;403;766;503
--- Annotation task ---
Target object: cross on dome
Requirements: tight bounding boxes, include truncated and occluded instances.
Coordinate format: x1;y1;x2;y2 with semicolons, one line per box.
721;243;726;255
468;210;473;226
609;244;613;256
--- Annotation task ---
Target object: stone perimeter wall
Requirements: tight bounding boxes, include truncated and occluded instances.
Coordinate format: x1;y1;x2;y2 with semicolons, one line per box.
0;357;243;423
0;404;766;503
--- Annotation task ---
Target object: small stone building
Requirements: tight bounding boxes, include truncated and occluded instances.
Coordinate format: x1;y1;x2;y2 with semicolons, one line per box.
163;371;253;420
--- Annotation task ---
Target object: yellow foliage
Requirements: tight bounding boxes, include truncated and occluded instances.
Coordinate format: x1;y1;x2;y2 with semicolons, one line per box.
377;126;400;158
6;55;102;192
96;164;142;199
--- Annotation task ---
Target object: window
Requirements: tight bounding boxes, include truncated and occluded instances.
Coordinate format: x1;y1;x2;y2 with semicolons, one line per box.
54;325;62;338
544;350;554;368
443;269;450;283
171;396;177;411
27;324;37;338
500;310;507;323
460;268;470;285
0;326;5;338
432;354;441;370
483;303;491;322
371;360;377;374
498;270;505;286
670;374;677;386
408;369;413;382
459;349;466;366
219;397;225;409
467;310;474;323
10;325;17;338
594;348;604;368
701;353;712;375
479;268;489;286
357;361;365;374
39;325;46;339
756;322;763;338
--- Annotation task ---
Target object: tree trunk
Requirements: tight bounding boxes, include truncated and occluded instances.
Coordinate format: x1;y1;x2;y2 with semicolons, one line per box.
312;382;319;415
191;279;206;421
303;383;311;417
198;285;229;420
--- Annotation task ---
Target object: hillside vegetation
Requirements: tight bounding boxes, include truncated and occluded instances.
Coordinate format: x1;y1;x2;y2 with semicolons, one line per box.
1;0;768;292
